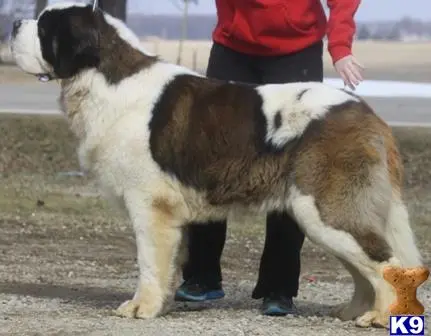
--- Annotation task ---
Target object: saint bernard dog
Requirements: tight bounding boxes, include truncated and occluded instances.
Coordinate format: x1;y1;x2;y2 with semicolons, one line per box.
10;2;425;328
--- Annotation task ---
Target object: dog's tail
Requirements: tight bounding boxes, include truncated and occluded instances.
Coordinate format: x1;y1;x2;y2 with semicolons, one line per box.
351;131;422;267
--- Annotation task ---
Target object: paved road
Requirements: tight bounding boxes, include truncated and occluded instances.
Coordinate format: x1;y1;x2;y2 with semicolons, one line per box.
0;83;60;114
1;82;431;126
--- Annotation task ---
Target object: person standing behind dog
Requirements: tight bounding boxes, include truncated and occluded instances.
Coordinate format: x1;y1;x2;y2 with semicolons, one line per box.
175;0;364;316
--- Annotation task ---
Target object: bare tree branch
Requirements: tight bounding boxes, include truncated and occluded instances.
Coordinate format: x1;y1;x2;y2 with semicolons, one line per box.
168;0;183;11
34;0;48;19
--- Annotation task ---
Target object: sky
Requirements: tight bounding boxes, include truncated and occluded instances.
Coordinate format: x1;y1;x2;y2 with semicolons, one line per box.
128;0;431;21
6;0;420;21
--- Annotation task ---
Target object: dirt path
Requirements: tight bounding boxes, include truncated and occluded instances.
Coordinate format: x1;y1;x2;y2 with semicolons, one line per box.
3;175;422;336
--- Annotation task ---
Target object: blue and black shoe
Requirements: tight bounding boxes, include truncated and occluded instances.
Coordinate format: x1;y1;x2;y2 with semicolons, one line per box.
174;279;225;302
261;294;299;316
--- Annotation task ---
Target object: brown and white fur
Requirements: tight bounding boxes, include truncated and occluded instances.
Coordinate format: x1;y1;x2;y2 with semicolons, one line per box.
10;2;424;328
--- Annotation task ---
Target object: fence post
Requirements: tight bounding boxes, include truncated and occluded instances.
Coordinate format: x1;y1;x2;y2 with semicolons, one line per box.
192;48;197;71
153;40;159;55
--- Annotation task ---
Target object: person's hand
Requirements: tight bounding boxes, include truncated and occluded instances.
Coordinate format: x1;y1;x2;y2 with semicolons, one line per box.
334;55;364;90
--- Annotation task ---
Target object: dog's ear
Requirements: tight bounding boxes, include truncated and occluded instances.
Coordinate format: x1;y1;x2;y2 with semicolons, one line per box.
51;8;101;78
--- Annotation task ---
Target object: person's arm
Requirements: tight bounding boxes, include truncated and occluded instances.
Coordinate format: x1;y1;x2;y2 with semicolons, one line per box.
326;0;364;90
326;0;360;63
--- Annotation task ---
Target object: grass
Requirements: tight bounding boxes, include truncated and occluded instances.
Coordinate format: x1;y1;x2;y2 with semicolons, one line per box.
2;113;431;187
0;114;79;174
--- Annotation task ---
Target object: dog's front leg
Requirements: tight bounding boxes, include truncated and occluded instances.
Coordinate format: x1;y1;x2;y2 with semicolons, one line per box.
114;190;183;319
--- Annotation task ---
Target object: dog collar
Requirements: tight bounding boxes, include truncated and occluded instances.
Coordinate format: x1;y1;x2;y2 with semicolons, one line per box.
37;74;56;82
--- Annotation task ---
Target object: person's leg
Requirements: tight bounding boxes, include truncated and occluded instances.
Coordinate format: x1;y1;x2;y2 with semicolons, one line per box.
252;212;305;315
252;41;324;315
175;42;260;302
260;41;324;84
176;221;227;301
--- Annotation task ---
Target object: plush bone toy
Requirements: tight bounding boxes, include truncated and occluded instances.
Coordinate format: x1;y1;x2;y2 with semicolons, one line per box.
383;266;430;315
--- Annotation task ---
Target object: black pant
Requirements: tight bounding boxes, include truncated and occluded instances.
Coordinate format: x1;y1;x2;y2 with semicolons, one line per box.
182;41;324;299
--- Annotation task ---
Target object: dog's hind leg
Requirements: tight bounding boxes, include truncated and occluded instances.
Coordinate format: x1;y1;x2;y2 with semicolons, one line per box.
289;189;399;328
331;258;375;321
114;189;184;319
351;195;423;327
386;194;422;267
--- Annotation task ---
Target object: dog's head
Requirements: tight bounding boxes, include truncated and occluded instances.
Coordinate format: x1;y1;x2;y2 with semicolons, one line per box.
11;2;101;80
10;2;153;83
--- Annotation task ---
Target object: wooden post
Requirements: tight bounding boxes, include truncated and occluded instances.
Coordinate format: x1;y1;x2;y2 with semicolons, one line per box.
176;0;189;65
34;0;48;19
192;48;197;71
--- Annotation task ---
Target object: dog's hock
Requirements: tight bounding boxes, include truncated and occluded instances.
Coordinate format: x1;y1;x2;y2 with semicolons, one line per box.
383;266;430;315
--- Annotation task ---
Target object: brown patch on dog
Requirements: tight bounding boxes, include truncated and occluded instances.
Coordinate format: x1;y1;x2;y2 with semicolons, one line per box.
343;97;403;193
149;77;401;261
355;232;393;263
149;75;293;206
292;101;395;261
373;118;403;194
152;197;176;219
383;266;430;315
95;13;158;84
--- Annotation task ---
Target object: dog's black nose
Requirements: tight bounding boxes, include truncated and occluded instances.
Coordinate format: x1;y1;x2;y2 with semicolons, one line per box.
12;20;22;37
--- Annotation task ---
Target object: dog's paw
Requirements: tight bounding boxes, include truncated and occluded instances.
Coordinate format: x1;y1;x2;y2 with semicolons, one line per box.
355;310;389;329
331;302;357;321
113;298;162;319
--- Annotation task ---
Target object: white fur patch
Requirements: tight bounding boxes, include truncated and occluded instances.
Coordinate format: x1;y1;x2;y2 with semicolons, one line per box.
69;62;196;172
257;82;358;148
386;194;423;267
10;19;50;75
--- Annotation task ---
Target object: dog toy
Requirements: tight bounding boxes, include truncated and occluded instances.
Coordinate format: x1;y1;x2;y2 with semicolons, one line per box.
383;266;430;315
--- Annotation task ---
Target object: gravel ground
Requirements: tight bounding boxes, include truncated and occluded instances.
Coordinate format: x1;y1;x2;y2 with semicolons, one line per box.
0;114;430;336
2;281;413;336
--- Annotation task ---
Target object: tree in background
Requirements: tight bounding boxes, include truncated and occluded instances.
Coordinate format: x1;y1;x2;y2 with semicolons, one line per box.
387;24;402;41
356;25;371;40
175;0;198;65
99;0;127;22
34;0;47;18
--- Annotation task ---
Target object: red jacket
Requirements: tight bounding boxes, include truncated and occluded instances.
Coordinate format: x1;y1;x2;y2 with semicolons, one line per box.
212;0;361;64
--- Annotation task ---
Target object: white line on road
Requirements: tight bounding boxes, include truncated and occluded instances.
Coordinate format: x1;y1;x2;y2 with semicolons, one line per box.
0;108;60;115
388;121;431;128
